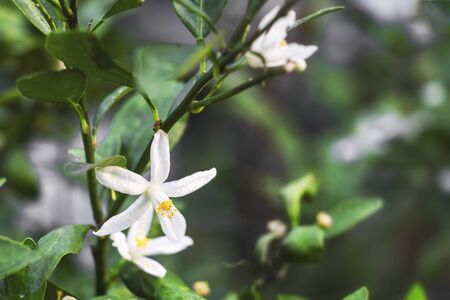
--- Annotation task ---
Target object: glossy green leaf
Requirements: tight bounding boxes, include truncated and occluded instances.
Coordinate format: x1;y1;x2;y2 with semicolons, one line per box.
17;69;87;104
342;287;369;300
64;155;127;176
404;283;428;300
0;236;39;277
93;87;133;137
104;0;144;19
27;225;91;292
121;264;205;300
281;226;324;263
280;173;318;227
326;198;383;238
10;0;52;34
46;32;135;87
172;0;227;38
277;295;309;300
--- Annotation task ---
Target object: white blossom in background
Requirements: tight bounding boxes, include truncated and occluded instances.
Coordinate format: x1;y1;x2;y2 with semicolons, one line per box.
351;0;420;23
111;206;193;277
94;130;216;241
246;5;318;72
332;112;424;163
437;169;450;194
421;81;446;107
407;20;434;45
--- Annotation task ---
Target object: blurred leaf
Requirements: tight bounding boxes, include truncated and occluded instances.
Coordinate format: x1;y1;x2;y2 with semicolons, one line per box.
281;226;324;263
17;69;87;104
93;87;133;136
46;32;135;87
254;233;277;267
91;297;119;300
10;0;52;34
135;43;195;100
121;264;205;300
103;0;144;19
290;6;345;30
0;236;38;277
172;0;227;39
21;225;91;292
342;287;369;300
326;198;383;238
277;295;309;300
64;155;127;176
0;178;6;188
404;283;428;300
4;148;38;197
247;0;266;16
280;173;318;227
44;280;76;300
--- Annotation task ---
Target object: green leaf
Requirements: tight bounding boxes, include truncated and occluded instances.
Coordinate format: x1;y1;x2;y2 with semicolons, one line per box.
280;173;318;227
93;87;133;137
404;283;428;300
247;0;266;17
255;233;278;266
28;225;91;291
4;147;38;197
121;265;205;300
46;32;135;87
290;6;345;30
172;0;227;38
64;155;127;176
91;297;119;300
10;0;52;34
342;287;369;300
104;0;144;19
0;178;6;188
326;198;383;238
281;226;324;264
17;69;87;104
0;236;39;277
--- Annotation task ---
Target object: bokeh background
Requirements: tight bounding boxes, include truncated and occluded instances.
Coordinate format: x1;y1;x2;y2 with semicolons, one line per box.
0;0;449;299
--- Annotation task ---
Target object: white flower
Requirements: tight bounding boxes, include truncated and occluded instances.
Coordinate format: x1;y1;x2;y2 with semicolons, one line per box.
246;5;318;72
110;206;193;277
94;129;217;240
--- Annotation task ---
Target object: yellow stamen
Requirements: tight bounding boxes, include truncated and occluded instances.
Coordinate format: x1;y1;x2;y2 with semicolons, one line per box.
135;236;150;248
156;200;177;219
278;39;288;48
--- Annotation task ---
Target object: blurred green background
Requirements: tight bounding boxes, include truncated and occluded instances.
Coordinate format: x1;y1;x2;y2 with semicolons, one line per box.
0;0;449;299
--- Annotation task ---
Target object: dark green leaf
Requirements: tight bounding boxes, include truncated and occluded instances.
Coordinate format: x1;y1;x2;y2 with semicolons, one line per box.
17;69;87;104
281;226;324;263
93;87;133;137
326;198;383;238
46;32;135;87
10;0;52;34
172;0;227;38
404;283;428;300
280;173;318;227
0;236;39;277
64;155;127;176
104;0;144;19
4;147;38;197
121;264;205;300
342;287;369;300
247;0;266;17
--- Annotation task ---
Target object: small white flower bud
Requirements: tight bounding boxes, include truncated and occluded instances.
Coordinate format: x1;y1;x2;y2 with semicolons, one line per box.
193;281;210;296
267;219;287;237
316;211;333;229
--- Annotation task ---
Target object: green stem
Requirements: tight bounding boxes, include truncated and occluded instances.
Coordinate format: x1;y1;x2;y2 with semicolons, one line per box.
190;69;284;110
139;92;160;122
93;238;107;295
32;0;57;30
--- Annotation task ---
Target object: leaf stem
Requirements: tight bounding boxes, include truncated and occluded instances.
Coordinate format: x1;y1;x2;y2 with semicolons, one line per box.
139;92;160;123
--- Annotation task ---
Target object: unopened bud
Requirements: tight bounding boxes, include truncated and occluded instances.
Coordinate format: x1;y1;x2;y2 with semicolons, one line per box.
193;281;210;296
191;105;205;114
267;219;287;238
316;211;332;229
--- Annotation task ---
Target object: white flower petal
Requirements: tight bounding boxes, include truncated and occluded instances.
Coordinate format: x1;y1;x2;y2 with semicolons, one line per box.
155;207;186;242
150;130;170;183
161;168;217;198
110;232;131;260
96;166;148;195
94;195;150;236
140;236;193;256
259;5;281;29
127;205;154;246
133;256;167;278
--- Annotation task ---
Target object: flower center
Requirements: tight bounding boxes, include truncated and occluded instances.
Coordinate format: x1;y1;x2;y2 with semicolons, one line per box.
156;200;177;219
278;39;288;48
135;235;150;248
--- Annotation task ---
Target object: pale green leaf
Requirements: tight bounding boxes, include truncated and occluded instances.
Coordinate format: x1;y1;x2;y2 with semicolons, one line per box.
281;226;324;263
326;198;383;238
342;287;369;300
404;283;428;300
104;0;144;19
